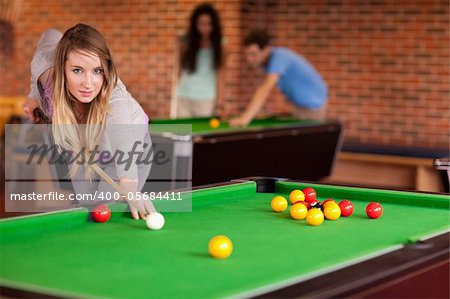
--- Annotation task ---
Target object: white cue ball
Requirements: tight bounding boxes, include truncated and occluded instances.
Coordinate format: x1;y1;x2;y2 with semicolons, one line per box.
146;212;165;230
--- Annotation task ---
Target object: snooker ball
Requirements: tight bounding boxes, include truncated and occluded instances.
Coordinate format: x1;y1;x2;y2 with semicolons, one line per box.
271;196;288;212
300;201;311;210
303;187;317;203
323;199;337;207
92;205;111;223
146;212;165;230
306;208;324;226
209;118;220;129
209;235;233;259
309;200;324;211
290;202;308;220
366;202;383;219
289;189;305;204
324;203;341;220
339;200;354;217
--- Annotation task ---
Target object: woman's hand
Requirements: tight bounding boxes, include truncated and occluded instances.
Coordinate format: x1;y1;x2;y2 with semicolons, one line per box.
120;178;156;220
126;192;156;220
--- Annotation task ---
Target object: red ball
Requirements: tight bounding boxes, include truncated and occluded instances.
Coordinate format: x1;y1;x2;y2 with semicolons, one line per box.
339;200;354;217
92;205;111;223
366;202;383;219
303;187;317;203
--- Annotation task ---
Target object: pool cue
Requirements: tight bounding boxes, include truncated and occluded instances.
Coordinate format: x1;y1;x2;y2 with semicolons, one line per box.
89;163;156;214
89;163;126;197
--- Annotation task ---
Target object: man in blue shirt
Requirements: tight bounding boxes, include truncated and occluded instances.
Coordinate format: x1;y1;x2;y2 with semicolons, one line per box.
230;29;328;127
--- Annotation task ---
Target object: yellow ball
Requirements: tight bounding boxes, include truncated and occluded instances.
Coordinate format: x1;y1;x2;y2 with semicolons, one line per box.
289;189;305;204
271;196;288;212
290;202;308;220
324;203;341;220
323;199;337;208
306;208;324;226
209;118;220;129
209;235;233;259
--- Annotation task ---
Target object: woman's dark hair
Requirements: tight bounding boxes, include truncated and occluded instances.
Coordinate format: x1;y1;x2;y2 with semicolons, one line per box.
181;3;223;73
244;29;271;49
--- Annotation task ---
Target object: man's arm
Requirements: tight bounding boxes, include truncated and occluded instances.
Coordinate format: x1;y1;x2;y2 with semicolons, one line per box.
229;73;279;127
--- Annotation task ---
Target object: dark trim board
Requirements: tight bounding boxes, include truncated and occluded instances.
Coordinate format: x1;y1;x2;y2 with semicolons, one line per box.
0;286;60;299
342;143;449;159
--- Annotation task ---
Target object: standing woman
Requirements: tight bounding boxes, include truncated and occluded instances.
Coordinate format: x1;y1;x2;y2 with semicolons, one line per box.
50;23;154;219
175;3;225;118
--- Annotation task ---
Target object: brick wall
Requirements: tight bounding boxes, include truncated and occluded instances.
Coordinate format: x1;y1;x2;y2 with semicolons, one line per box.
0;0;448;149
241;0;450;149
0;0;243;118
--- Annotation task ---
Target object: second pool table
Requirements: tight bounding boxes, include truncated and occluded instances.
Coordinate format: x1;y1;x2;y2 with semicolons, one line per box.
147;117;343;189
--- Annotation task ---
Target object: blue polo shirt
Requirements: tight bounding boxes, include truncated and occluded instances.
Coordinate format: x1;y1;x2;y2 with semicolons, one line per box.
265;47;327;109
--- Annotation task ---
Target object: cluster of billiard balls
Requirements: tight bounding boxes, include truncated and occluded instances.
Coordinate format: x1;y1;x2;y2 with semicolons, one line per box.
270;187;383;226
91;205;165;230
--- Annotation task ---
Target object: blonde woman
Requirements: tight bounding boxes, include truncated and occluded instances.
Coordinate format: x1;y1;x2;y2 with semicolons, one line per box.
29;24;154;220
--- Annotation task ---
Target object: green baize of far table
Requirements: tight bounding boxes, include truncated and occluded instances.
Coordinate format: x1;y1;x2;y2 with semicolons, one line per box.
149;116;318;135
0;181;449;299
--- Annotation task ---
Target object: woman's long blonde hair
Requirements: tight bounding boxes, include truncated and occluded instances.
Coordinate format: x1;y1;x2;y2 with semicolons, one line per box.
52;23;118;180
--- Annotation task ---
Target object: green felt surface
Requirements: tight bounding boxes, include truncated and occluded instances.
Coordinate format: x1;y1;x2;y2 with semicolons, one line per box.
150;117;316;135
1;181;449;298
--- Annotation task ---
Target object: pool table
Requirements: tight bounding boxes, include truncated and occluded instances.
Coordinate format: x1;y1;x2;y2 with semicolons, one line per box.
1;178;449;298
147;117;343;189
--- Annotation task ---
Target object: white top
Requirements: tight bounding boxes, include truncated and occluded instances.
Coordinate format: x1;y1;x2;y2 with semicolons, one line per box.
177;48;217;101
